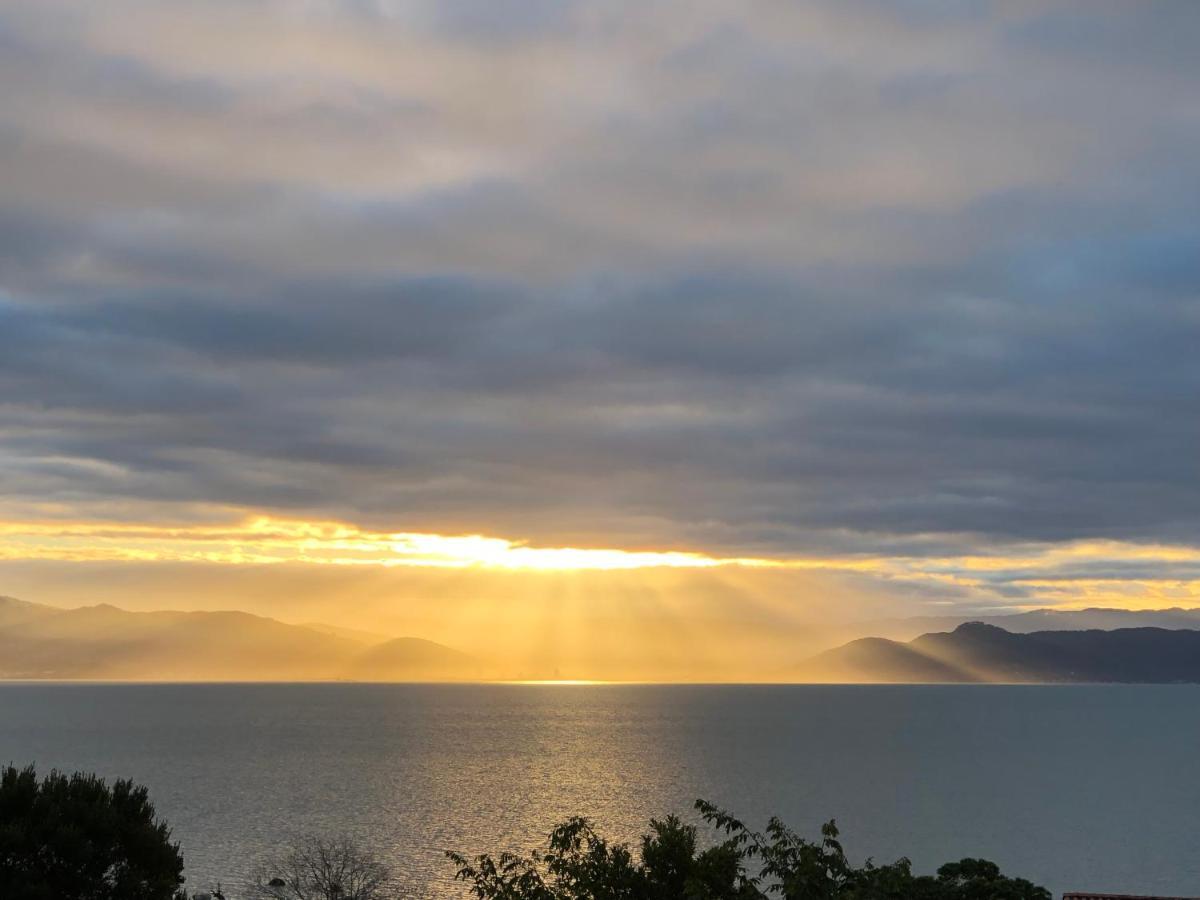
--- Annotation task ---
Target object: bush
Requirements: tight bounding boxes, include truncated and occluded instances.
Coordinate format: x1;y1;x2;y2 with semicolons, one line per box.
448;800;1050;900
248;835;394;900
0;764;186;900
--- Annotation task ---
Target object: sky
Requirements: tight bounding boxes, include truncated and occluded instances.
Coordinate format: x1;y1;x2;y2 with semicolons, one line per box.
1;1;1199;667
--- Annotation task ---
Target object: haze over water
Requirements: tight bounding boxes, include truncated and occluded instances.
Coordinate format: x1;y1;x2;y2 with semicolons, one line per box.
4;682;1199;899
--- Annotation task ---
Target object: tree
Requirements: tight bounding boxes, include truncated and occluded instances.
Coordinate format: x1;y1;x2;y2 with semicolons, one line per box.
930;859;1050;900
449;800;1051;900
0;764;186;900
249;835;394;900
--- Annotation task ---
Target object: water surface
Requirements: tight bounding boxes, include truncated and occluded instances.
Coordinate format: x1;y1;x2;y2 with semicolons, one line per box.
2;683;1198;897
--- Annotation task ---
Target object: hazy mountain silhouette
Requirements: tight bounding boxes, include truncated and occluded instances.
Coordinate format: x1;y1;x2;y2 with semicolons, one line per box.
0;595;55;629
826;606;1200;648
984;606;1200;631
299;621;393;645
7;595;1200;682
0;598;484;681
799;622;1200;683
345;637;493;681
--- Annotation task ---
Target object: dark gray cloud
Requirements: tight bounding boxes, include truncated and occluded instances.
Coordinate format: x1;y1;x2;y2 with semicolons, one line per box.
0;0;1197;561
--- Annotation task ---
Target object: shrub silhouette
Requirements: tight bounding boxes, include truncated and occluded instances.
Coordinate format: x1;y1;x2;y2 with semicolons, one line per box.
448;800;1050;900
0;764;185;900
248;834;394;900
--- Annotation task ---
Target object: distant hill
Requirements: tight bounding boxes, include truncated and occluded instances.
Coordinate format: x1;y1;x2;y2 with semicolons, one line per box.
832;607;1200;647
797;622;1200;683
299;621;393;645
0;595;57;629
8;595;1200;683
998;606;1200;631
346;637;494;681
0;598;483;681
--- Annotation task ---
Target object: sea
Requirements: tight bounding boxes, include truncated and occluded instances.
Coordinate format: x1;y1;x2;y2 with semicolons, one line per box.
2;683;1199;898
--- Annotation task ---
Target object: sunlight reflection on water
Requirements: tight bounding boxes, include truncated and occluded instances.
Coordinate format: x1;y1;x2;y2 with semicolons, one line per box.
2;683;1199;898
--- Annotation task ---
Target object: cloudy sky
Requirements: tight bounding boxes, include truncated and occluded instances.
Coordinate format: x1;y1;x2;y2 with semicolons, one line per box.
1;1;1198;658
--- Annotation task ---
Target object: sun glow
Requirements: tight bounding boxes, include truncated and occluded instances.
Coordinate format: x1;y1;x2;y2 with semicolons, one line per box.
0;516;762;571
502;680;615;686
2;515;1200;610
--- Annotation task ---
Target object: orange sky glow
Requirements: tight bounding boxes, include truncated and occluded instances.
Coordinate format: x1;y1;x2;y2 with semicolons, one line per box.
3;514;1199;609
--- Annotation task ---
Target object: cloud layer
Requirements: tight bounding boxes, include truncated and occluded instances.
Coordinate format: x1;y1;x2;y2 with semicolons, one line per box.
1;1;1198;611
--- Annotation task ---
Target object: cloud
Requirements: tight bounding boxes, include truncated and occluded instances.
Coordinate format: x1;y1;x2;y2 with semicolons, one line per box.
9;513;1200;633
0;0;1197;603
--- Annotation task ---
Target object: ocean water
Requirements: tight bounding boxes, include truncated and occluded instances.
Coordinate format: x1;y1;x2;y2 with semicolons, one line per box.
2;683;1199;898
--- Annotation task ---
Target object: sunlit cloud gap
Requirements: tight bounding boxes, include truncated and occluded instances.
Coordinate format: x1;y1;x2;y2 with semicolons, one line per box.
3;517;1200;587
0;516;780;571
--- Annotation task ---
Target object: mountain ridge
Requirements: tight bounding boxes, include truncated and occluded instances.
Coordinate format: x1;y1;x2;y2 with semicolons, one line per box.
0;597;487;682
8;596;1200;683
798;622;1200;683
829;606;1200;646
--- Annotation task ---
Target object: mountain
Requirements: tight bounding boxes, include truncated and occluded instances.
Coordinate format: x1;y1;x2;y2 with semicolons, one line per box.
795;635;971;683
345;637;495;681
797;622;1200;683
299;621;393;645
0;599;483;681
809;606;1200;654
0;595;57;629
9;595;1200;683
1003;607;1200;630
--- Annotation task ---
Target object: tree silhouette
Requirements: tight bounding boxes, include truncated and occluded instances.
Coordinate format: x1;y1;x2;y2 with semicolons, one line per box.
249;835;394;900
0;764;185;900
449;800;1051;900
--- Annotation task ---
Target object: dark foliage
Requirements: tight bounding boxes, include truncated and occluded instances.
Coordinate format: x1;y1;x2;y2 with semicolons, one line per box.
0;764;185;900
248;834;394;900
448;800;1050;900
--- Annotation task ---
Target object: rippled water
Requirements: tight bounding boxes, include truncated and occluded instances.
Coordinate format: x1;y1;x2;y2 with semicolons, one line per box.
3;683;1199;898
